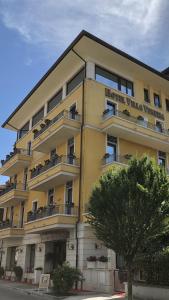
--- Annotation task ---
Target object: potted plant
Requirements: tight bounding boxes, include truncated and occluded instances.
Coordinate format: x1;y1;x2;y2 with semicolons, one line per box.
86;256;97;269
32;129;38;134
40;123;45;128
45;119;50;125
123;109;130;116
97;256;108;269
0;266;4;279
13;266;23;281
34;267;43;284
137;115;145;126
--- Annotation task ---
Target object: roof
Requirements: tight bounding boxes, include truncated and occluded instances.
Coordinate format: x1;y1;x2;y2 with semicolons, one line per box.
2;30;169;128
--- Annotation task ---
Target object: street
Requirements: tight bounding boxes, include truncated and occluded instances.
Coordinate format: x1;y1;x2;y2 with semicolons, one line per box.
0;280;49;300
0;280;125;300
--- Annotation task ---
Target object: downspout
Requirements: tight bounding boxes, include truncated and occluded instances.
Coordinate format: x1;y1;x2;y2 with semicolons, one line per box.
71;49;86;272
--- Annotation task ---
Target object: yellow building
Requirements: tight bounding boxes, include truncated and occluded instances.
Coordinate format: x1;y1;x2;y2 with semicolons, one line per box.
1;30;169;292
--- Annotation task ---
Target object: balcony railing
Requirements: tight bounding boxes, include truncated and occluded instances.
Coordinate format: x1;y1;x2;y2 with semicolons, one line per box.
27;204;78;222
102;109;169;136
102;154;131;166
0;183;27;197
0;221;20;230
1;148;32;167
33;110;81;139
30;155;79;179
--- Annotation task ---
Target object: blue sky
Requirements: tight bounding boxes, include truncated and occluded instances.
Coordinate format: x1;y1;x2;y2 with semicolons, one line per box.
0;0;169;184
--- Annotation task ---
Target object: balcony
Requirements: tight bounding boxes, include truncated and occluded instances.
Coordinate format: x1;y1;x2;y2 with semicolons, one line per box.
25;204;78;233
0;183;28;207
0;222;24;239
28;155;80;191
32;110;81;153
102;109;169;152
0;148;32;176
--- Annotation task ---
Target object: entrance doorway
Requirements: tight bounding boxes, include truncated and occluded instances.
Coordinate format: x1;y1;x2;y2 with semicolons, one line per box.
53;240;66;269
45;240;66;272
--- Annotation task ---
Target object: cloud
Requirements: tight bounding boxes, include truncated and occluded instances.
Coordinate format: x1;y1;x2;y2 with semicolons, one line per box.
0;0;168;67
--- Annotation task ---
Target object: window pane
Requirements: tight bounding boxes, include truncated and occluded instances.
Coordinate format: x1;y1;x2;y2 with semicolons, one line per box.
67;68;85;95
120;79;127;94
127;81;134;96
32;107;44;127
166;99;169;112
18;121;29;139
144;89;149;102
96;66;118;90
154;94;161;107
47;89;62;113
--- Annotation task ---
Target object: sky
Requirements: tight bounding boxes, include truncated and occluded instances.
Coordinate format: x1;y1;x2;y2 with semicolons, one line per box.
0;0;169;183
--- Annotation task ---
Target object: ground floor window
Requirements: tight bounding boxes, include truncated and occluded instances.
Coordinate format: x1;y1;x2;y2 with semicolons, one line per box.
28;244;35;273
9;247;17;270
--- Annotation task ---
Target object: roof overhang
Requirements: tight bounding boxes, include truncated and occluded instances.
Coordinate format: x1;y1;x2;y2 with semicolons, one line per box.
2;30;169;131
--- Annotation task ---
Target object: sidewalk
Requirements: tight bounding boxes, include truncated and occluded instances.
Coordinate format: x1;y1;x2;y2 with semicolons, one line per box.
0;279;125;299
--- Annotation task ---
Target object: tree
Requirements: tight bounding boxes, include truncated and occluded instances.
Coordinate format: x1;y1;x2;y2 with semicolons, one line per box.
87;156;169;300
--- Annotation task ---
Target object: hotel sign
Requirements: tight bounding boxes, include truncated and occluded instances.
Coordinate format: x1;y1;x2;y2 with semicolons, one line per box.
105;88;164;121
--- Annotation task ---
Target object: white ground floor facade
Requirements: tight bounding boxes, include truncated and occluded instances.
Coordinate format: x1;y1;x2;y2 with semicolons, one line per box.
0;223;120;293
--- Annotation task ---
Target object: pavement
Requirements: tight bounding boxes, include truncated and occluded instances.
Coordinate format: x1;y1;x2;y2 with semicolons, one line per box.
0;279;126;299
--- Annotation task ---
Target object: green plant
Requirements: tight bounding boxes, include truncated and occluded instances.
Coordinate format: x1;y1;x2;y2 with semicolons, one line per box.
35;267;43;271
88;156;169;300
97;256;108;262
86;256;97;262
13;266;23;281
0;266;4;278
53;262;82;295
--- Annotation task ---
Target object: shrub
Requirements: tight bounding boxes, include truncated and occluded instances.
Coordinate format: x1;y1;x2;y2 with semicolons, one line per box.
13;266;23;281
97;256;108;262
0;266;4;278
53;262;82;295
86;256;97;262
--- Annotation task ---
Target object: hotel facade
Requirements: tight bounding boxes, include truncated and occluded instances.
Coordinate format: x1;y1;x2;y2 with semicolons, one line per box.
0;31;169;292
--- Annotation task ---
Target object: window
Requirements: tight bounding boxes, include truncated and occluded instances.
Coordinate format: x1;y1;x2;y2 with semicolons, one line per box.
158;151;166;167
50;148;56;159
32;107;44;127
47;89;62;113
32;201;38;212
106;135;117;163
96;66;118;90
67;68;85;95
154;94;161;108
95;65;134;96
144;88;150;103
67;137;74;164
155;120;164;133
69;103;77;120
65;181;73;214
166;99;169;112
48;188;54;205
106;101;116;117
28;244;35;273
27;141;31;155
9;247;17;270
18;121;29;139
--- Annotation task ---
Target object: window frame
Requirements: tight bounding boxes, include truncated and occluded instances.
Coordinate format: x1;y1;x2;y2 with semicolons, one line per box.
95;65;134;97
47;89;63;113
32;106;44;127
66;67;85;95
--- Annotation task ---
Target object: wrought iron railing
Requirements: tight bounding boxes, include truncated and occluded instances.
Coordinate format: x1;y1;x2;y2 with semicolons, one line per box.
0;183;27;197
1;148;32;167
0;221;21;230
102;109;169;136
33;109;81;139
102;154;131;166
30;155;79;179
27;204;78;222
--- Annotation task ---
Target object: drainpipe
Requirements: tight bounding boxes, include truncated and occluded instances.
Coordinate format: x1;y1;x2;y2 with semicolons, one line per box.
71;49;86;274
